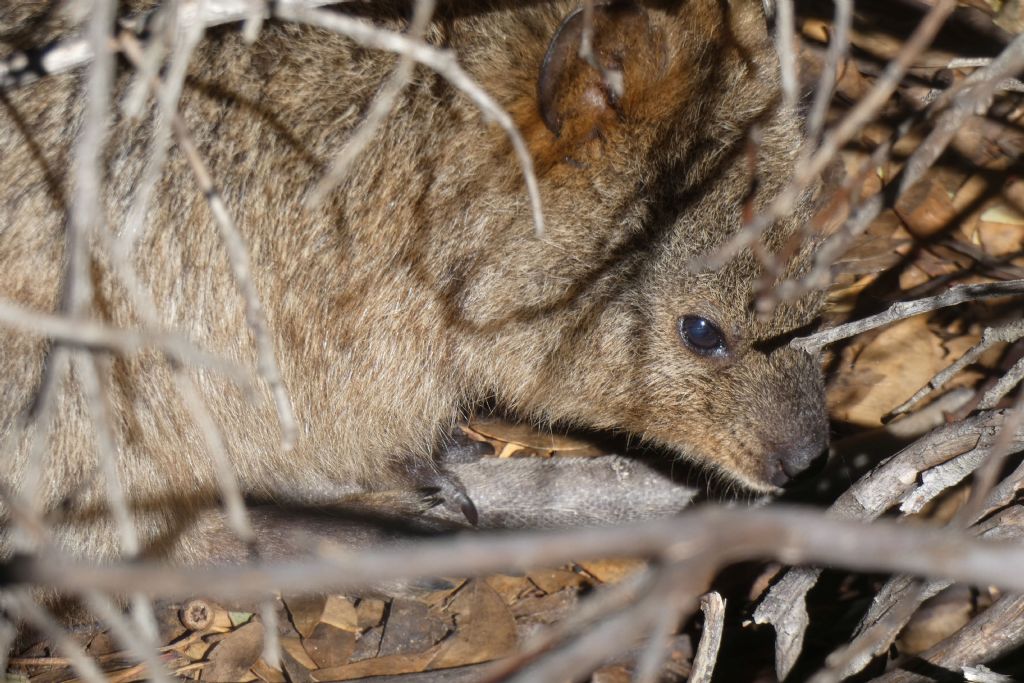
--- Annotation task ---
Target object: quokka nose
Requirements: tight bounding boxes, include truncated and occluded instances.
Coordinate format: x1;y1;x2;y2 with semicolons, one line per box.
767;439;828;488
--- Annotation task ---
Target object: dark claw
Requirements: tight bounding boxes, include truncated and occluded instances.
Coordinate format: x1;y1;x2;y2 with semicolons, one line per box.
409;460;480;526
458;493;479;527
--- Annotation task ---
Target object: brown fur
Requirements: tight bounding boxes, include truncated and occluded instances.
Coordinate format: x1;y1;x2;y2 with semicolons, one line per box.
0;0;827;565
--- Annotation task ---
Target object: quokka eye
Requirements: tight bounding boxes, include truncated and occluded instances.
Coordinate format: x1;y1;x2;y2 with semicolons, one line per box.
678;315;727;356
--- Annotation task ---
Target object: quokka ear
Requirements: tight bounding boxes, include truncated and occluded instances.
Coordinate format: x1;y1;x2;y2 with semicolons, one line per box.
538;2;661;142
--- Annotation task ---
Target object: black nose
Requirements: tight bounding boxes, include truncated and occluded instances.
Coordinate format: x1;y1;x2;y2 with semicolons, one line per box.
767;441;828;488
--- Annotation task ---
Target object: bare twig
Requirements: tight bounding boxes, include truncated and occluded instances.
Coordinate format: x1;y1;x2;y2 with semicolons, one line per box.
0;299;255;391
632;574;702;683
701;0;957;271
119;3;206;252
773;0;798;112
75;354;139;557
6;347;69;553
115;30;257;551
11;505;1024;600
808;582;928;683
872;593;1024;683
481;569;653;681
83;592;173;683
169;97;299;451
959;387;1024;523
0;591;106;683
271;3;545;238
0;0;339;89
791;280;1024;353
891;319;1024;416
768;31;1024;310
963;665;1016;683
259;599;282;672
688;592;726;683
817;507;1024;682
805;0;851;144
576;0;624;100
754;410;1023;678
306;0;437;206
978;357;1024;410
505;563;706;683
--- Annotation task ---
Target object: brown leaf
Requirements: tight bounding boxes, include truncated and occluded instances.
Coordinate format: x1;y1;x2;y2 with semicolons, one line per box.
576;558;646;584
284;595;326;639
379;599;449;657
251;658;286;683
465;418;602;456
510;589;579;626
428;580;518;669
202;621;264;682
281;637;318;671
311;650;438;682
355;598;386;629
321;595;359;632
895;177;958;239
897;585;975;655
302;623;356;670
485;574;537;604
526;568;586;594
828;317;952;426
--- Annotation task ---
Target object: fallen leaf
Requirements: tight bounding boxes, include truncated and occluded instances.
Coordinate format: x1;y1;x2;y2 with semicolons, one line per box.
355;598;386;629
303;623;356;669
321;595;359;632
284;595;326;639
576;558;646;584
251;658;286;683
828;316;951;426
281;637;318;671
526;568;586;594
202;621;264;682
378;599;449;657
428;580;518;669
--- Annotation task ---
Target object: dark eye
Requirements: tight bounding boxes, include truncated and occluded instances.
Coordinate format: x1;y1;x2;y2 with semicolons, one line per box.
678;316;727;356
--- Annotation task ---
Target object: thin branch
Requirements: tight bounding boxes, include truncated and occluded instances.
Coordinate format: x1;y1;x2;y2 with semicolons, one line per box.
791;280;1024;353
115;30;257;551
0;591;106;683
0;299;256;391
0;0;339;89
168;93;299;452
272;3;545;238
11;505;1024;600
767;30;1024;310
807;582;927;683
259;599;282;672
872;593;1024;683
700;0;957;271
978;356;1024;410
817;507;1024;682
958;387;1024;523
753;410;1023;679
773;0;798;112
891;320;1024;416
804;0;852;144
632;575;703;683
306;0;437;206
83;592;174;683
687;592;726;683
119;2;206;252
